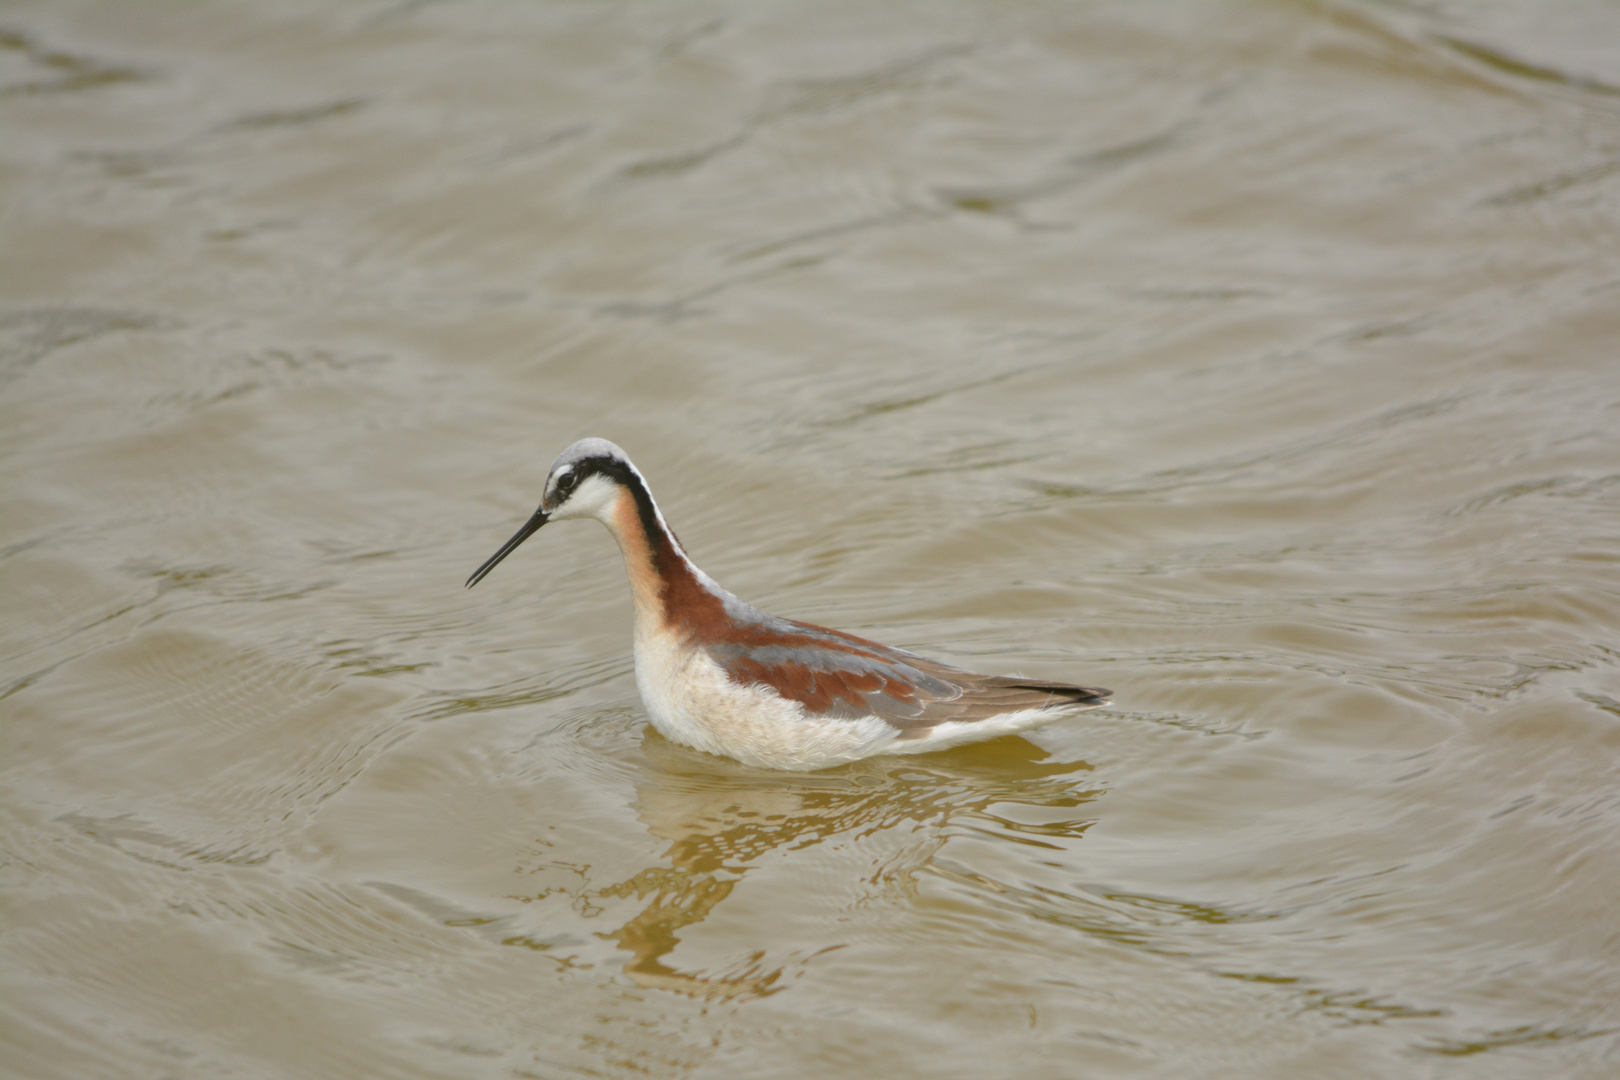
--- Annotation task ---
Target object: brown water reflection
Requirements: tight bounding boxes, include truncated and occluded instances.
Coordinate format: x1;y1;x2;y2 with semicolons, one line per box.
539;734;1102;1001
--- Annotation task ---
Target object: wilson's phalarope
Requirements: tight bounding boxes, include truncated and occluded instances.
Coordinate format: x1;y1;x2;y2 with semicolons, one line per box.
466;439;1110;771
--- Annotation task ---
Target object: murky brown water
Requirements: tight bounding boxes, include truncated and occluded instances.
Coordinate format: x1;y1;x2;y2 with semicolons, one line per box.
5;1;1620;1076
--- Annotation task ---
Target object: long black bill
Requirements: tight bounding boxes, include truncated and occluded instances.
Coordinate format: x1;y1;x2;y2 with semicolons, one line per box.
465;507;549;588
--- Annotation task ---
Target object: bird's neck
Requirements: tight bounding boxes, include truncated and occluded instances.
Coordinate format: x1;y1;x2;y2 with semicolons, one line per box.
605;485;729;641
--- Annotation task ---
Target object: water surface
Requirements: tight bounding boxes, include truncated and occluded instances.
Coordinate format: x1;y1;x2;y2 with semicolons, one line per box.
4;2;1620;1077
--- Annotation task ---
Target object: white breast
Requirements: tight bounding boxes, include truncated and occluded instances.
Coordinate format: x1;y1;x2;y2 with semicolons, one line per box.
630;621;897;771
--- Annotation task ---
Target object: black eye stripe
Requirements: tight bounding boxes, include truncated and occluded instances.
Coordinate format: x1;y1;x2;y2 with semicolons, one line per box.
554;454;624;499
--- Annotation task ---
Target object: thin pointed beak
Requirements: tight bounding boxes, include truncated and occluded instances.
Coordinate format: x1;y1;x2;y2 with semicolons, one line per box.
465;506;549;588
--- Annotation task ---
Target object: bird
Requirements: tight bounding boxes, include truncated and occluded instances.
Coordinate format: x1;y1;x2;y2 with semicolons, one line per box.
465;438;1111;771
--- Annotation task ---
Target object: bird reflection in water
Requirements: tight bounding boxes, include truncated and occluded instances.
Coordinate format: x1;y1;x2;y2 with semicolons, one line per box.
585;731;1104;1000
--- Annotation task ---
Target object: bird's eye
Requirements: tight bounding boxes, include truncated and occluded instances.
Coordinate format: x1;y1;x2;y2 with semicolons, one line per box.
556;471;578;495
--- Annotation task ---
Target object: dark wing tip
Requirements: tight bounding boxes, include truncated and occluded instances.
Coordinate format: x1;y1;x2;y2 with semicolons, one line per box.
1013;682;1112;708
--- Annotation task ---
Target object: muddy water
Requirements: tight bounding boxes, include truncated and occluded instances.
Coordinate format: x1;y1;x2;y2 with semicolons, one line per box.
4;2;1620;1077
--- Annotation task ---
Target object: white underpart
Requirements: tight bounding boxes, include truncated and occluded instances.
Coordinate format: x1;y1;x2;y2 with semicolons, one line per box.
632;618;1094;771
884;706;1092;756
632;620;898;771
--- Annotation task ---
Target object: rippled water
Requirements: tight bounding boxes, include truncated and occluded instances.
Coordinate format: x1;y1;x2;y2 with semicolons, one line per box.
5;1;1620;1077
